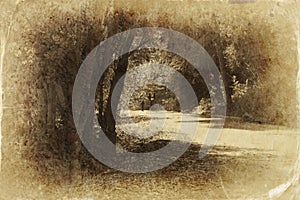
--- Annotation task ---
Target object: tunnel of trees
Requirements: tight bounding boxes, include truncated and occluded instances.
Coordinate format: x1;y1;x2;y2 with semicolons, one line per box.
4;4;297;182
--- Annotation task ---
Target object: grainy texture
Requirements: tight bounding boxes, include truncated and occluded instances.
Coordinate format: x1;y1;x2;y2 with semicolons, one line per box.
0;0;299;199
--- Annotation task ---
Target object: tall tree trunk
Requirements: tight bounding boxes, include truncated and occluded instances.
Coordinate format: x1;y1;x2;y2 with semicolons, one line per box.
97;8;137;145
98;53;130;144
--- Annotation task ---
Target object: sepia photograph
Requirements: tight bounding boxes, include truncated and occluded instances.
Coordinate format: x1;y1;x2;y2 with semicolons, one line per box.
0;0;300;199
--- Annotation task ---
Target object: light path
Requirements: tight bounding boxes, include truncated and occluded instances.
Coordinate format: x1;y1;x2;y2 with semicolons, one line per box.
118;110;299;157
117;110;300;198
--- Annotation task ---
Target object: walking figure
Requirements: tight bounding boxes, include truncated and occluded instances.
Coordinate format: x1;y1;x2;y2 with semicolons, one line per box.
141;100;145;111
148;93;152;107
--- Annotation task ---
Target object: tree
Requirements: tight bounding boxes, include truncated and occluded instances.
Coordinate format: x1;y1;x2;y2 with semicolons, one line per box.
97;10;138;145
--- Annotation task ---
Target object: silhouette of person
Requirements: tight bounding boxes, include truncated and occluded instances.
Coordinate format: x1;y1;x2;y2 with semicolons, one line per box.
141;100;145;111
148;93;152;107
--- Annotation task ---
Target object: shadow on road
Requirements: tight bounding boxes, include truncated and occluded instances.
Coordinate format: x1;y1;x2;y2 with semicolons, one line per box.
79;139;278;192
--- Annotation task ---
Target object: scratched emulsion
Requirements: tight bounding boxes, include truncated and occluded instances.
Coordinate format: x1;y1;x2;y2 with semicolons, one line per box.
0;0;299;199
